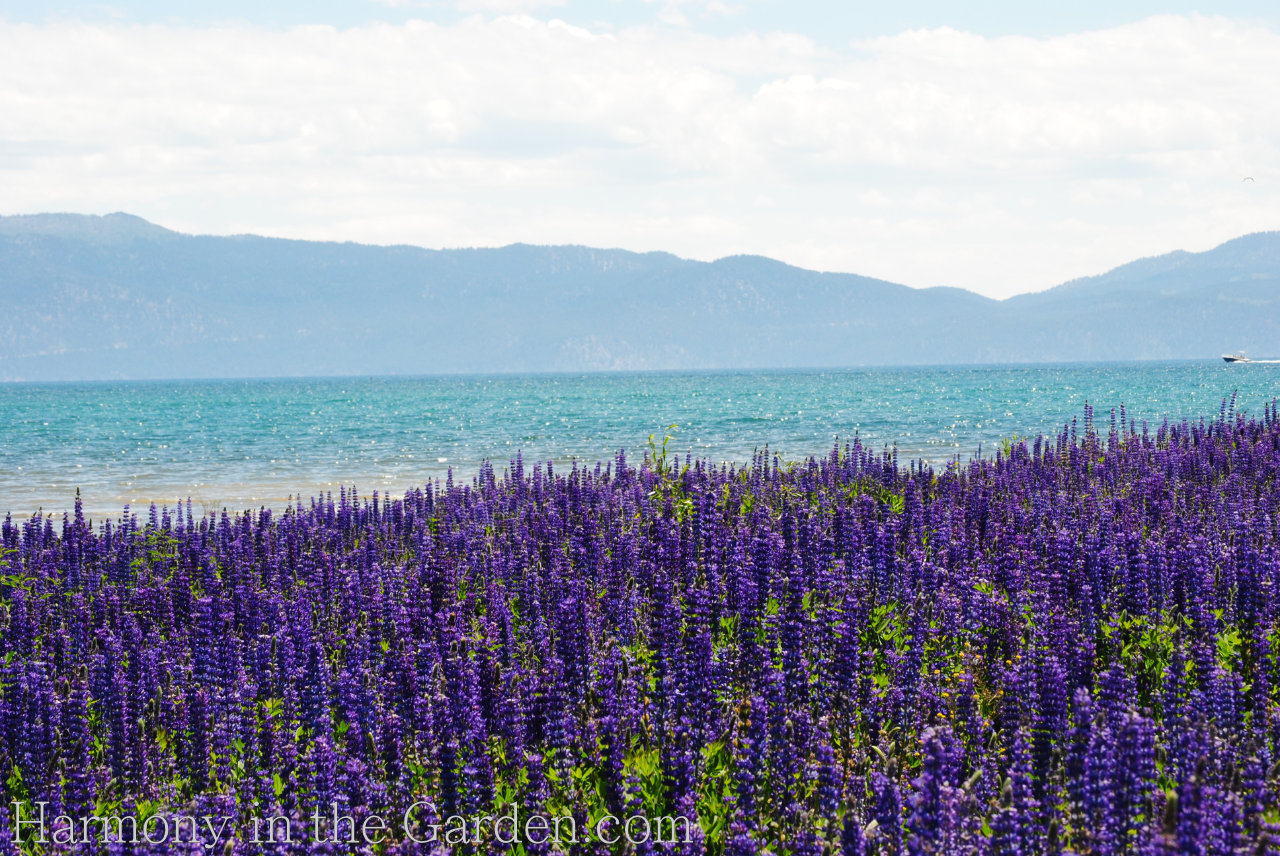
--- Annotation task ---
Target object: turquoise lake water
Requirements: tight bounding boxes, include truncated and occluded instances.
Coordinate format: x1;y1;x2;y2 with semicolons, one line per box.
2;361;1279;517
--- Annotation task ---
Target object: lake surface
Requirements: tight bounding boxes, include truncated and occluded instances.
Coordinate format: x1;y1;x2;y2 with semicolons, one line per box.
3;361;1278;517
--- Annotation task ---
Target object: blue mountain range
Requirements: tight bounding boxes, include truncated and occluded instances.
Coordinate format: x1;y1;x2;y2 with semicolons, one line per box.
1;212;1276;380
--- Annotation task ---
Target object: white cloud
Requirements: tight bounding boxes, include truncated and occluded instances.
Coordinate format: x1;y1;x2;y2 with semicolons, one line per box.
643;0;741;27
366;0;427;9
0;14;1277;297
455;0;566;13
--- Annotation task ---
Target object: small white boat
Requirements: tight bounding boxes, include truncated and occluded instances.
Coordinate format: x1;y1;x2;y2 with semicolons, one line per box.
1223;353;1252;363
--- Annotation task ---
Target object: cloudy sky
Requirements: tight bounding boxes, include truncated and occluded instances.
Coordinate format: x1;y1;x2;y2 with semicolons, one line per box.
2;1;1277;298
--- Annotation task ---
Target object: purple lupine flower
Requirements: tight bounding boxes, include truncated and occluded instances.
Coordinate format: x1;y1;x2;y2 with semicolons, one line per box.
991;726;1038;856
905;726;962;856
185;688;210;792
727;696;767;853
0;804;16;856
841;812;868;856
871;771;904;856
61;678;96;821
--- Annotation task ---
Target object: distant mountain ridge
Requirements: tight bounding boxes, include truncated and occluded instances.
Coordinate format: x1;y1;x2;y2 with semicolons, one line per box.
1;212;1277;380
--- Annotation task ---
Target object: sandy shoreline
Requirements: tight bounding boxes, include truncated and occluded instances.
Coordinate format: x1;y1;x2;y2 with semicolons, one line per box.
2;478;448;520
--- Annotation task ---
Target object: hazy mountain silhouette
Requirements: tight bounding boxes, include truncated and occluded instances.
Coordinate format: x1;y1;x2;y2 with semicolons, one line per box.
1;213;1276;380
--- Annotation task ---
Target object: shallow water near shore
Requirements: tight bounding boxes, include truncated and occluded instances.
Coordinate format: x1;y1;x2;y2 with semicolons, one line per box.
2;360;1278;517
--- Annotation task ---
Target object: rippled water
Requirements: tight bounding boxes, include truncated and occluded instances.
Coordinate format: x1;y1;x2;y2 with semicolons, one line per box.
2;361;1278;516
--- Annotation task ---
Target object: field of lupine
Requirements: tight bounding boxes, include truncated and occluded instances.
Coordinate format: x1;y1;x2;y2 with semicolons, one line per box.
2;403;1280;854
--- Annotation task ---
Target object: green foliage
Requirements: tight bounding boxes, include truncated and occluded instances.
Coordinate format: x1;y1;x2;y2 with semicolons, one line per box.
696;739;733;848
1217;625;1243;669
844;478;904;515
1102;611;1185;708
647;424;680;476
646;424;695;522
627;742;667;815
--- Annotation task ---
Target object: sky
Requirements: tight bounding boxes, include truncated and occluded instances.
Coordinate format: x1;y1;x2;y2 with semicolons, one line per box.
1;1;1277;298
